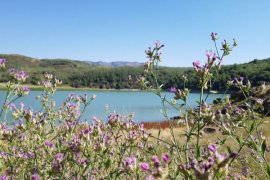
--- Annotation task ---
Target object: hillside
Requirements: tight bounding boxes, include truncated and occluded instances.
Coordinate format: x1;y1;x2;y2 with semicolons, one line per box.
0;54;269;90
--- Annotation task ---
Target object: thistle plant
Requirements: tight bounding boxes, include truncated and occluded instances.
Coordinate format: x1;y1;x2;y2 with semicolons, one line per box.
0;33;269;179
140;32;270;179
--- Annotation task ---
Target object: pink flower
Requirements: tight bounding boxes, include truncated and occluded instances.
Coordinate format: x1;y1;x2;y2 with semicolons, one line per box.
0;58;7;68
192;60;201;72
44;140;55;148
155;40;162;49
162;153;170;164
169;86;177;93
140;162;150;172
208;144;217;153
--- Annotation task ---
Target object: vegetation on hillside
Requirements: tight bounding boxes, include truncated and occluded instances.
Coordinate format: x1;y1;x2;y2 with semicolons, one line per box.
0;54;269;90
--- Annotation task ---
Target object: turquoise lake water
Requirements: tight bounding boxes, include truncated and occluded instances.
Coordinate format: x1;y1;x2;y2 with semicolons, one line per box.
0;91;225;122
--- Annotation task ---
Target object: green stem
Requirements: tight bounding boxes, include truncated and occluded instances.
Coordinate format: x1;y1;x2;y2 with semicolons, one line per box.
196;85;204;156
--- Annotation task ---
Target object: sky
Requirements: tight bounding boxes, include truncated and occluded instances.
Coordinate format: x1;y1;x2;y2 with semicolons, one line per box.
0;0;270;67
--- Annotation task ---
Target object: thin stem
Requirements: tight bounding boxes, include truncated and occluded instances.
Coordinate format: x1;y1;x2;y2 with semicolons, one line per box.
196;85;204;156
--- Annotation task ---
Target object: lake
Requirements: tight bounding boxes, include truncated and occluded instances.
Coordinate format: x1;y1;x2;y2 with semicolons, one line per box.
0;90;225;122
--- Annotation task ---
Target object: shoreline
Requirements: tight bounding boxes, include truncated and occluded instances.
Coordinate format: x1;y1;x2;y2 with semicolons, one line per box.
0;83;231;93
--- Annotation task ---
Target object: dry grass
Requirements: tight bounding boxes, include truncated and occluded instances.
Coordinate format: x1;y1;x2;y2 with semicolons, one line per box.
147;116;270;151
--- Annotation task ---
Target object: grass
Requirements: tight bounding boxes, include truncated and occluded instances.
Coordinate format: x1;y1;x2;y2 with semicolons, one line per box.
0;83;143;91
145;116;270;178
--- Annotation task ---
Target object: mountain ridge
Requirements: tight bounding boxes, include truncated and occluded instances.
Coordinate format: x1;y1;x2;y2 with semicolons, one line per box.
0;54;143;67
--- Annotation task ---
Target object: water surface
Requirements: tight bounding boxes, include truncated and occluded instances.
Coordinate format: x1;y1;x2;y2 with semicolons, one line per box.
0;91;225;122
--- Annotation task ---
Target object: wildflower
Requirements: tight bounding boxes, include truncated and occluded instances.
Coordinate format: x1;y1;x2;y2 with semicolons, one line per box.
9;68;28;82
211;32;218;41
43;80;52;88
208;144;217;153
162;153;170;164
146;175;155;180
140;162;150;172
44;72;53;80
55;153;64;162
0;175;8;180
155;40;164;49
205;50;216;63
169;86;177;93
0;58;7;68
16;86;30;96
193;60;201;72
151;155;160;168
31;174;39;180
123;156;137;171
44;140;55;148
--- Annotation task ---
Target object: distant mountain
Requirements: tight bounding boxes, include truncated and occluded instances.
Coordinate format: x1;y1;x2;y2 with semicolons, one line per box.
0;54;143;68
84;61;143;67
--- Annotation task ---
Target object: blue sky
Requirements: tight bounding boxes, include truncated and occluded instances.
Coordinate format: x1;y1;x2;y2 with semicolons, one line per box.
0;0;269;67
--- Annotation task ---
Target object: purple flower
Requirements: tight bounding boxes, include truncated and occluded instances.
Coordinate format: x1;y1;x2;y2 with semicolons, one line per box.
206;50;216;60
193;60;201;72
155;40;163;49
16;70;28;82
140;162;150;172
190;159;198;168
146;175;155;180
151;155;160;167
234;107;244;115
31;174;39;180
7;103;16;110
44;140;55;148
0;58;7;68
151;155;159;162
9;68;28;82
55;153;64;162
0;58;6;64
208;156;215;166
216;153;226;163
9;68;18;75
162;153;170;164
81;127;91;135
0;175;8;180
52;160;61;172
123;156;137;170
16;86;30;96
229;152;237;158
169;86;177;93
208;144;217;153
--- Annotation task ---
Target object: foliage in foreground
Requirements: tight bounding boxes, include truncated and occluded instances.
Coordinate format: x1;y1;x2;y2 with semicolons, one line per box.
0;33;269;179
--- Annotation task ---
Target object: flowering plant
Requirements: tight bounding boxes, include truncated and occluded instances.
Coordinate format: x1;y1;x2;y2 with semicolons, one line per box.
0;33;269;179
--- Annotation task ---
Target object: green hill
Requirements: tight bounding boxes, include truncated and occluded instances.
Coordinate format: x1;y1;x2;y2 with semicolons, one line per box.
0;54;269;90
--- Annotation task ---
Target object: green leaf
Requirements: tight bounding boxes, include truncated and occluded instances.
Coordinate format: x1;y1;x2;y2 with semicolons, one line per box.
266;164;270;177
249;121;255;133
218;138;227;145
196;145;201;157
105;158;111;169
236;137;242;145
261;139;267;156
